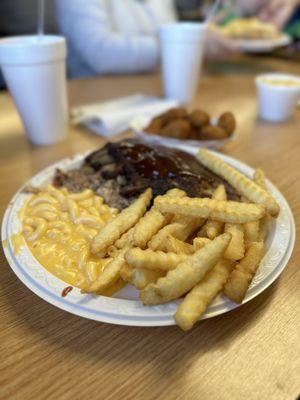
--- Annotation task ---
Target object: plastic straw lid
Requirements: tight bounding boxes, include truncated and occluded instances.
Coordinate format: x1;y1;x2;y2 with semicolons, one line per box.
0;35;66;65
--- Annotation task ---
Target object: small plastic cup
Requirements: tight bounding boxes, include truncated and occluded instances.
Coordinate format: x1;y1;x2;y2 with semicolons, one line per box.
256;73;300;123
0;35;68;145
160;22;207;104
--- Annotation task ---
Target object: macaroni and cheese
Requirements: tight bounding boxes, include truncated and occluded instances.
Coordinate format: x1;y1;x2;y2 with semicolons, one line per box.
22;185;119;289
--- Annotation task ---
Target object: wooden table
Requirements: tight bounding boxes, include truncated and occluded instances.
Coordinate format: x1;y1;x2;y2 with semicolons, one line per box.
1;56;299;400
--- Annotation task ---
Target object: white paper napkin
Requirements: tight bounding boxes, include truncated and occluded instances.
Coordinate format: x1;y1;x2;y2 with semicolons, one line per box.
71;94;179;137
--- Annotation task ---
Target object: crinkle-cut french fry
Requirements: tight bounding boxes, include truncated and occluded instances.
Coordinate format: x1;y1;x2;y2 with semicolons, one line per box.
197;149;279;217
257;215;270;242
172;212;203;224
253;168;271;242
175;258;234;330
244;220;259;246
92;188;152;255
154;195;265;224
205;185;227;239
131;268;164;290
193;237;211;250
120;263;133;283
254;168;267;191
115;227;134;249
224;223;245;260
147;219;199;252
206;217;225;239
116;189;185;252
107;245;119;257
148;223;185;251
164;235;194;255
154;188;187;225
166;188;187;198
81;248;127;293
172;216;205;241
196;222;208;238
140;233;231;305
98;278;127;297
125;248;188;271
223;241;265;303
133;208;167;249
213;185;227;200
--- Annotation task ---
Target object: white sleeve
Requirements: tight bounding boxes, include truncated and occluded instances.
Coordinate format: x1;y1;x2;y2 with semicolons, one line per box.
55;0;159;74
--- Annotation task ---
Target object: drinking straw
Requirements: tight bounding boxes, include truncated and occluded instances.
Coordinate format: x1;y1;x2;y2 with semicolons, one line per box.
37;0;45;37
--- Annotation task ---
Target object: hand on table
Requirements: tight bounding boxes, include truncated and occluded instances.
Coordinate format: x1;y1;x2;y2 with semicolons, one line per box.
206;26;241;59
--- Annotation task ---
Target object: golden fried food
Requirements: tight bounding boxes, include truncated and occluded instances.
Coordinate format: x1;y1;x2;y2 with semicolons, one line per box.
107;245;119;257
161;107;189;123
201;125;229;140
148;217;202;251
146;116;163;135
148;222;186;251
164;235;194;255
197;149;280;217
188;128;202;140
144;107;236;141
81;248;127;293
140;233;231;305
174;258;234;330
224;223;245;260
189;110;210;128
254;168;267;191
223;241;265;303
130;268;164;290
125;248;188;271
114;227;134;249
220;18;280;39
120;263;134;282
244;220;259;245
161;119;191;139
133;208;167;249
257;215;270;242
92;188;152;255
166;188;187;198
205;185;227;239
193;237;211;250
196;222;208;238
154;195;265;224
172;214;204;227
254;168;271;241
218;112;236;135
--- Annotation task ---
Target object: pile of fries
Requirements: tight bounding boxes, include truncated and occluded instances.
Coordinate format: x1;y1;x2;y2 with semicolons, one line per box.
83;149;280;330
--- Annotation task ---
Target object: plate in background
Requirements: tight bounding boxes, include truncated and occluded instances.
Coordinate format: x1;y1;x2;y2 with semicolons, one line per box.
233;33;291;53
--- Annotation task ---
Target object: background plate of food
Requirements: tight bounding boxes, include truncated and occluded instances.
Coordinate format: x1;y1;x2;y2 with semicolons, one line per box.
214;18;292;53
130;107;236;150
1;140;295;330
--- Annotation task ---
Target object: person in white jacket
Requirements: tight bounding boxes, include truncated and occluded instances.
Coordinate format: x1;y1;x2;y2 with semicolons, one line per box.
55;0;236;78
55;0;177;77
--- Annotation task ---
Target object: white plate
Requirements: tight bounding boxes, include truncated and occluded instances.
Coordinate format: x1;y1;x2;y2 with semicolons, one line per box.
232;33;291;53
1;145;295;326
130;115;234;150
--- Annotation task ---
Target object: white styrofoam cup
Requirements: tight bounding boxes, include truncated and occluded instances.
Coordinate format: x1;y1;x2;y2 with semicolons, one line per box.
0;35;68;145
160;23;207;104
256;73;300;123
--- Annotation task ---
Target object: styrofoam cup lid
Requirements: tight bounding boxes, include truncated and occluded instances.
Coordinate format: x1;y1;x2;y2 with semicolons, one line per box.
0;35;67;65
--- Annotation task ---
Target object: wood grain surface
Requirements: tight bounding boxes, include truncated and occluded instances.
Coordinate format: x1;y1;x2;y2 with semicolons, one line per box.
0;56;299;400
